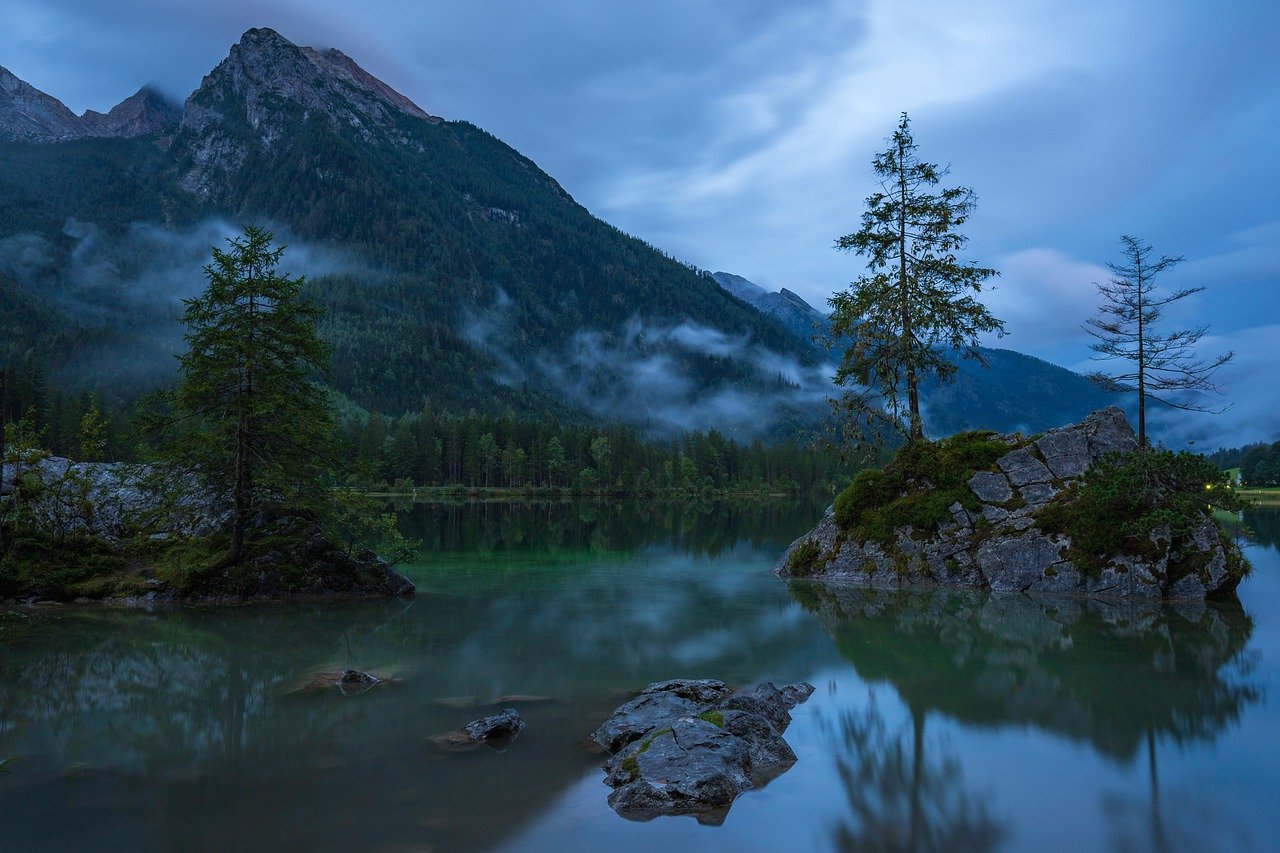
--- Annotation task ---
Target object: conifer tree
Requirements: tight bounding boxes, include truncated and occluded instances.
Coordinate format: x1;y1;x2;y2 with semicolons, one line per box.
165;226;337;563
828;113;1001;441
1085;235;1234;448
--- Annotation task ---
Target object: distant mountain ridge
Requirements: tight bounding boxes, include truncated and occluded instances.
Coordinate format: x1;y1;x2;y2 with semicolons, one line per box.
713;271;1120;435
1;28;814;437
0;67;180;141
1;29;1118;440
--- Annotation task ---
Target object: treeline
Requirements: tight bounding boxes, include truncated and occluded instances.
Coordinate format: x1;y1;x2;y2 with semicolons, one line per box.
344;410;856;495
1;359;857;496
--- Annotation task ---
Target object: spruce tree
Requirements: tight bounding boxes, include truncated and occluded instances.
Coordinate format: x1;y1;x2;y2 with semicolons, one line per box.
167;225;337;563
828;113;1001;441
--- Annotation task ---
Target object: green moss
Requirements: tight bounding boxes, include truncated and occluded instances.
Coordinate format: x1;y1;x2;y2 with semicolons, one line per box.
620;754;640;780
697;710;725;727
832;430;1012;543
638;728;672;754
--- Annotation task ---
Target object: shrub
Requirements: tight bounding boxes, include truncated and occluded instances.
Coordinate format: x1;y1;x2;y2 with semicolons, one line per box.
787;538;825;576
832;431;1011;543
1035;449;1247;575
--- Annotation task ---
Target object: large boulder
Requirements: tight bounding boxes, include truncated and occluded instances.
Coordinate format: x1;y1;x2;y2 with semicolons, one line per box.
775;407;1246;600
593;678;814;823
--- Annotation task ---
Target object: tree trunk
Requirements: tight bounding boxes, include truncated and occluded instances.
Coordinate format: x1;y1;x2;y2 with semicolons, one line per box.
897;134;923;440
1136;254;1147;448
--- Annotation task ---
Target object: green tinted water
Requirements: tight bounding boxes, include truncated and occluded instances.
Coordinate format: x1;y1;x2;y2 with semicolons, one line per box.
1;500;1276;851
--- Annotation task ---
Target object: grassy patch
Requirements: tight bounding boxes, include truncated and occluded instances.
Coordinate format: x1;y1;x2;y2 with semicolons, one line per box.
832;431;1012;543
697;710;725;727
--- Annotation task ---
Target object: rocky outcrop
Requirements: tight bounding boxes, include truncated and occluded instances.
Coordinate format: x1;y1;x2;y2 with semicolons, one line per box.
2;454;415;605
592;678;814;824
1;68;180;142
776;407;1244;599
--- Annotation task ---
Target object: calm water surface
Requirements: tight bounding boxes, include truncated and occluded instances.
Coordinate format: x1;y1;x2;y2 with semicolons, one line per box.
1;500;1277;851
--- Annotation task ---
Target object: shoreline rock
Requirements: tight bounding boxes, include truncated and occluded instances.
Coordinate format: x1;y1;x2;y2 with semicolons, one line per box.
775;407;1246;600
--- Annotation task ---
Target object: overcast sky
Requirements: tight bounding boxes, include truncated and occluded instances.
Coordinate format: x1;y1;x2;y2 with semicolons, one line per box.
5;0;1278;445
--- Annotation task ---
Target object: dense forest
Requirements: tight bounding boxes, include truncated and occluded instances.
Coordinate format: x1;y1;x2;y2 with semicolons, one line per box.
1;357;856;496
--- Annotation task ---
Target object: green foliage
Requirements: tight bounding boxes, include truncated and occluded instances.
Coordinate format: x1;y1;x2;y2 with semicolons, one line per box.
342;409;852;496
0;531;127;599
787;538;825;576
828;113;1001;440
1035;449;1247;575
832;430;1009;543
77;401;108;462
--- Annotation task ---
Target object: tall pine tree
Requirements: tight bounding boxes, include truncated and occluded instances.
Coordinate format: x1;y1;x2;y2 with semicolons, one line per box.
166;226;338;563
828;113;1001;442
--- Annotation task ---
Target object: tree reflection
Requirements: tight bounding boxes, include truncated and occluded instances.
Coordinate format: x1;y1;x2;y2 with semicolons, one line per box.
826;700;1003;852
398;497;826;559
790;584;1259;762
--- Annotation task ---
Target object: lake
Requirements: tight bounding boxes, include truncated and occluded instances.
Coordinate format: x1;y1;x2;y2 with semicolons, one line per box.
2;500;1277;851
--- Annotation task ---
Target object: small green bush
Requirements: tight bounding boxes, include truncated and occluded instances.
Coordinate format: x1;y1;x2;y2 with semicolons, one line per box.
787;538;825;576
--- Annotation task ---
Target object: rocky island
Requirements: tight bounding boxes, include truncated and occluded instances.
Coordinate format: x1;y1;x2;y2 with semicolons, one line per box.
1;455;413;605
776;408;1248;599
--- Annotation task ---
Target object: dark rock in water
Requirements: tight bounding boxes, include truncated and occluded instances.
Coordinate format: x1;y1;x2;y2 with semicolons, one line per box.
432;709;526;753
290;669;390;696
337;669;379;695
594;678;814;822
775;407;1246;600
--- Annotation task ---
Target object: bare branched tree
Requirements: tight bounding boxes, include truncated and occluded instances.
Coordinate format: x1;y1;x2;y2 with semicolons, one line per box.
1085;235;1234;447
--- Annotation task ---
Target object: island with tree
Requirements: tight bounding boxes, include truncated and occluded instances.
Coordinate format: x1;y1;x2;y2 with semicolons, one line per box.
0;227;416;604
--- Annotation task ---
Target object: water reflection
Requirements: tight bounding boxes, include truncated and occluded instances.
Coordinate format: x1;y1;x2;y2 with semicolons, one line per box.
398;498;826;558
825;701;1004;852
790;584;1259;761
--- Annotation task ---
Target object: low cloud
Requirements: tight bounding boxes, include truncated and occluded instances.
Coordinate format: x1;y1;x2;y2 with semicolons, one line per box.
0;217;364;387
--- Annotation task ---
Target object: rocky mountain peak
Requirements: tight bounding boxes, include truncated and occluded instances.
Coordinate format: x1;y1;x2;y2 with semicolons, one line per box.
82;86;182;137
0;65;84;141
175;27;439;196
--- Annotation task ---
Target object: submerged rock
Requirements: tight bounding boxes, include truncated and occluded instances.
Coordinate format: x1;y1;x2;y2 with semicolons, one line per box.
593;678;814;823
432;709;526;753
775;407;1246;600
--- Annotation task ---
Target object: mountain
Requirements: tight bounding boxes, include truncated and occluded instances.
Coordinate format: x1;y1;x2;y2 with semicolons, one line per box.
712;271;828;345
0;28;817;436
0;67;180;141
713;271;1120;435
0;28;1114;440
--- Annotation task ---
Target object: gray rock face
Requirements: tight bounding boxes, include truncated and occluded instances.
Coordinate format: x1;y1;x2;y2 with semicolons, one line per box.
1;67;180;142
997;446;1053;487
776;407;1242;600
968;471;1013;504
595;679;814;823
176;28;439;197
2;454;224;540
